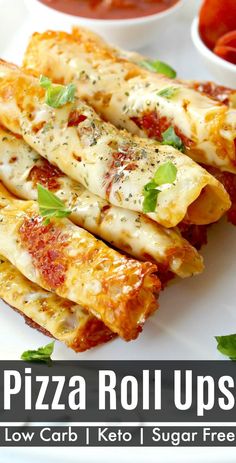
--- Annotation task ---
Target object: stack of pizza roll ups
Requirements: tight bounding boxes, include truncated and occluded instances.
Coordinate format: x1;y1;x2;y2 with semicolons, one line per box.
23;28;236;239
0;30;233;352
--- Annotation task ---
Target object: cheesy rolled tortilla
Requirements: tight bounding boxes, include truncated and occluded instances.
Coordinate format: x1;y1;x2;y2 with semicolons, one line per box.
23;28;236;173
104;48;236;109
0;256;114;352
0;183;160;341
0;61;230;228
0;128;204;278
108;48;236;227
109;49;236;224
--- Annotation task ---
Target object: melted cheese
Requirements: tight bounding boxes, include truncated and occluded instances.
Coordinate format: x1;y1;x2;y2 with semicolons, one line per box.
0;61;231;228
0;255;114;352
0;128;204;278
23;28;236;173
0;184;160;341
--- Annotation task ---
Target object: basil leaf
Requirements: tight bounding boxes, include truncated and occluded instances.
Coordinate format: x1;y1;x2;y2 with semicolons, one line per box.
215;334;236;360
161;126;185;153
154;162;177;186
140;60;177;78
39;75;76;108
21;341;55;364
45;83;76;108
39;75;52;89
142;188;160;213
37;184;72;223
142;162;177;213
157;87;179;99
143;181;157;192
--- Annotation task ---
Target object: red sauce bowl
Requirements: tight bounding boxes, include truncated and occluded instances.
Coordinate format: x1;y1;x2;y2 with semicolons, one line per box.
191;17;236;87
25;0;183;50
38;0;180;21
198;0;236;66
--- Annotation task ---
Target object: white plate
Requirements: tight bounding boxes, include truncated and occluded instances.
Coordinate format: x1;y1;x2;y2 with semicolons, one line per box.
0;1;236;461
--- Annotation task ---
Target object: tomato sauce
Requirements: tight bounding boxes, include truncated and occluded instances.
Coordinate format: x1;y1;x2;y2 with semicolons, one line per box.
39;0;179;20
104;148;136;198
28;159;62;191
131;111;193;147
178;223;208;251
190;81;234;106
68;111;87;127
204;165;236;226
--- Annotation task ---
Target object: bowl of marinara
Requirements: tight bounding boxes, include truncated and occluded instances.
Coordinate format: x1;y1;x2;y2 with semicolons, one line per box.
191;17;236;88
24;0;184;50
191;0;236;87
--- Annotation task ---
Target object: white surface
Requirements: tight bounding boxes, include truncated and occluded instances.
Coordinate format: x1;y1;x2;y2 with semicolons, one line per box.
0;0;235;461
191;17;236;87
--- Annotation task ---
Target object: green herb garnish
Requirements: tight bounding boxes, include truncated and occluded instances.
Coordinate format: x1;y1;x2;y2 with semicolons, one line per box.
37;184;72;225
143;188;160;214
215;334;236;361
39;75;76;108
161;126;185;153
21;341;55;365
142;161;177;213
154;161;177;185
143;181;158;192
140;60;177;78
157;87;179;99
39;75;52;88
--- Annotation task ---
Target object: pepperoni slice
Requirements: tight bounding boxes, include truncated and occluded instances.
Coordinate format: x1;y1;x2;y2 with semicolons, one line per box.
213;45;236;65
199;0;236;50
216;30;236;48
